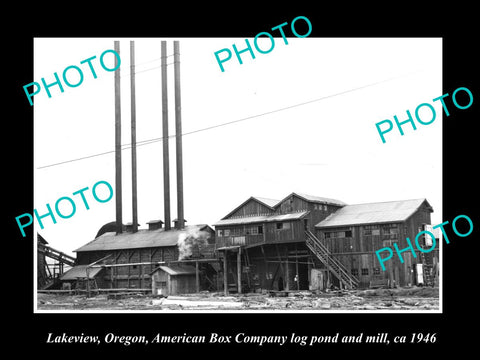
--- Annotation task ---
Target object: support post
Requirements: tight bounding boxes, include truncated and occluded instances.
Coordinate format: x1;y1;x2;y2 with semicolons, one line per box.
295;243;300;290
237;247;242;294
223;250;228;296
86;267;90;297
195;261;200;293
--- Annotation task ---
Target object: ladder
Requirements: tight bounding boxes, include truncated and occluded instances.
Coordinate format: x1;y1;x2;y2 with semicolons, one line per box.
419;252;434;287
305;230;359;289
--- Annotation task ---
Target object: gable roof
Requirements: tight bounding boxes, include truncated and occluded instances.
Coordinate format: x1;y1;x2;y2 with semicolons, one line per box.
74;224;212;253
154;265;197;276
253;197;280;208
221;196;279;220
315;198;432;228
59;265;103;280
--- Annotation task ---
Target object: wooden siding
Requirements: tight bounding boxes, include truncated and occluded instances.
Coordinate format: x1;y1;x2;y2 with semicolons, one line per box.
76;246;179;289
315;211;439;288
276;194;310;214
216;220;306;249
227;199;275;219
151;271;196;296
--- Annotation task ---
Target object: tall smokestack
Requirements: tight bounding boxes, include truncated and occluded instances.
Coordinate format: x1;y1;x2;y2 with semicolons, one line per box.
161;41;171;231
114;40;123;235
130;40;138;233
174;41;184;230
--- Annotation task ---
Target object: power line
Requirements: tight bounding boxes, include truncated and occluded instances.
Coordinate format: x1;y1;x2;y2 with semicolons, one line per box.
36;77;394;170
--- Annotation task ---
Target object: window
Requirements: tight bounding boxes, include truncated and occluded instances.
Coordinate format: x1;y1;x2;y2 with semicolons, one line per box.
258;225;263;234
325;229;351;238
224;229;230;236
276;222;290;230
217;229;223;237
381;224;399;239
361;268;369;276
351;268;359;276
373;268;380;275
364;225;380;236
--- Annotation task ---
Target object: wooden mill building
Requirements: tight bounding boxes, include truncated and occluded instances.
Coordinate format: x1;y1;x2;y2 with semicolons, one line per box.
214;194;438;292
213;193;360;293
315;198;439;288
61;221;218;292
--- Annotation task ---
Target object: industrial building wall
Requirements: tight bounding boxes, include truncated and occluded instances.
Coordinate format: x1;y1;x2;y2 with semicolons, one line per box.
76;246;179;289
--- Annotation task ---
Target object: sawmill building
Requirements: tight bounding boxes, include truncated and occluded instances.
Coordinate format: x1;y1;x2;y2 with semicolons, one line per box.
214;194;438;292
213;193;359;293
60;221;217;292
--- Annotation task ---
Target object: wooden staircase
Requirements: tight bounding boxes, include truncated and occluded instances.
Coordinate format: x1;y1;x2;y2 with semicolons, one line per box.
305;230;359;289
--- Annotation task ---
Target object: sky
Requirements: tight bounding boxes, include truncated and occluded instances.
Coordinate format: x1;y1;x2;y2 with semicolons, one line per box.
33;37;442;256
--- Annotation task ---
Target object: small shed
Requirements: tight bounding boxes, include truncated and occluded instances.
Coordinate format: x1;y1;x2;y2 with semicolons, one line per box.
59;265;106;290
151;265;197;296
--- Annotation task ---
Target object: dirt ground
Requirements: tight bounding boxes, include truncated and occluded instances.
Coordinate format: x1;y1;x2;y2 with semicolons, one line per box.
37;286;439;311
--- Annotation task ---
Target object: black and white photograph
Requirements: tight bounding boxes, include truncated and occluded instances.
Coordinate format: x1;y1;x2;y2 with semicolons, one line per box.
33;37;442;313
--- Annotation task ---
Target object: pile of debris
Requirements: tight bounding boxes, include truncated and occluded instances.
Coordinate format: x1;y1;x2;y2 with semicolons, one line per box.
37;286;439;311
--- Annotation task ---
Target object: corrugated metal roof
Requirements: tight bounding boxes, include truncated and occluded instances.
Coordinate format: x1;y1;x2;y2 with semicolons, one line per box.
315;199;431;228
74;225;210;253
214;211;309;226
59;265;103;280
157;265;197;276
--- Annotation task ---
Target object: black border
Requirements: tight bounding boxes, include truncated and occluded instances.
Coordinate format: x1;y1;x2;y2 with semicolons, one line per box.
8;6;478;355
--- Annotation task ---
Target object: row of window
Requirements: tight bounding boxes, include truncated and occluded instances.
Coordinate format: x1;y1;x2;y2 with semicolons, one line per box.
351;268;381;276
364;224;400;236
324;230;352;238
324;225;401;239
217;222;293;237
313;204;329;211
218;225;263;237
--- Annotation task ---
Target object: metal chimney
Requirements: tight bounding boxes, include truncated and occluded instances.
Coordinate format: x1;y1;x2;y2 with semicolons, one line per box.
161;41;171;231
174;40;184;230
114;40;123;235
130;40;138;233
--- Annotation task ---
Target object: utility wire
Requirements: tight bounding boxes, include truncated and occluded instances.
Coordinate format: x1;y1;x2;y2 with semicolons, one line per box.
36;77;394;170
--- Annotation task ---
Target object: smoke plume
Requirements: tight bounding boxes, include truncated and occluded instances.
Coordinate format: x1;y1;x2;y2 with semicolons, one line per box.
177;228;209;260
